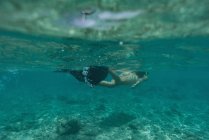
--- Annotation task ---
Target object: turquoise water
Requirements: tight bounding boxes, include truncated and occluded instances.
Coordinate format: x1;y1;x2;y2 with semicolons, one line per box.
1;0;209;140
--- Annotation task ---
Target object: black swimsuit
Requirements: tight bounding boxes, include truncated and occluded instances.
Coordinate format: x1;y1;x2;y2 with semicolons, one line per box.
69;66;109;87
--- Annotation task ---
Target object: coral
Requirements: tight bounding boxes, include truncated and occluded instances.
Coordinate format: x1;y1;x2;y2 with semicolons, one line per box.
56;119;82;136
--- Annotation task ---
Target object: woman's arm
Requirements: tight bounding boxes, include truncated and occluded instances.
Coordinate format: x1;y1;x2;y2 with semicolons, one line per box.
131;75;148;88
98;80;116;88
98;68;121;88
108;69;121;83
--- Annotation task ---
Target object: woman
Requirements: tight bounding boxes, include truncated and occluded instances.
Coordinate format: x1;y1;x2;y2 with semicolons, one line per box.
56;66;148;88
99;69;148;88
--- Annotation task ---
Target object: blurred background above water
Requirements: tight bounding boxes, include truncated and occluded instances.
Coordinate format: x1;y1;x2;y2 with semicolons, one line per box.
0;0;209;71
0;0;209;40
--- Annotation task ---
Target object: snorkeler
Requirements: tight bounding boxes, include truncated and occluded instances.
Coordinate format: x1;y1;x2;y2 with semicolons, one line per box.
99;68;148;88
56;66;148;88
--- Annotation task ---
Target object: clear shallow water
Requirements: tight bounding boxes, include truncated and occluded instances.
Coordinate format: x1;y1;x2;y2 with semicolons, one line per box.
0;68;209;139
0;0;209;140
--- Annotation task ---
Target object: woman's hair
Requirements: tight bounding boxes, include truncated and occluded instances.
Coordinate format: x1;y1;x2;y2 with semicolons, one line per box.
134;71;148;78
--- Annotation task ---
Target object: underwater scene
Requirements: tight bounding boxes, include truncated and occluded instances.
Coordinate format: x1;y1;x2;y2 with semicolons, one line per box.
0;0;209;139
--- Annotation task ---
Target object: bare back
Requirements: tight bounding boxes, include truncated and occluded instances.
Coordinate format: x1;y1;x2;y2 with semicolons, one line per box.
99;69;147;88
119;72;139;85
